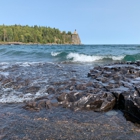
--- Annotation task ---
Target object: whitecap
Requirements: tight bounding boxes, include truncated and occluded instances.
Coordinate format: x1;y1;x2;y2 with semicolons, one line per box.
67;53;124;62
112;56;125;60
51;52;61;56
67;53;102;62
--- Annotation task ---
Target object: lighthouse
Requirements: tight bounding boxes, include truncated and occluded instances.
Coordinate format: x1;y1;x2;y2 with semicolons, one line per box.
71;29;81;44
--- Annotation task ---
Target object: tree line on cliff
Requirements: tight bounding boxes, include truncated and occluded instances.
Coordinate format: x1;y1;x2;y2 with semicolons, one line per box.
0;25;72;44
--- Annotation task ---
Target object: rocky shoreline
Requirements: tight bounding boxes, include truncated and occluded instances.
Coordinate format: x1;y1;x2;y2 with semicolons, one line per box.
0;61;140;139
0;42;80;45
23;61;140;124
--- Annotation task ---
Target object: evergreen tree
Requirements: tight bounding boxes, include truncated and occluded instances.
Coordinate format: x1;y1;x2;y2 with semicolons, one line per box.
0;25;73;44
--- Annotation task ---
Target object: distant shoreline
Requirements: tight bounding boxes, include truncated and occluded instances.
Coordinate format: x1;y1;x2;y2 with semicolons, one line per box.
0;42;78;45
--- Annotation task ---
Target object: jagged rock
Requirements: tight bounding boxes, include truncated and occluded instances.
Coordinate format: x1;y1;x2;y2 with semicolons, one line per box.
85;92;116;112
23;98;59;111
56;92;116;112
23;101;40;111
88;63;140;123
57;92;67;102
46;100;51;109
69;86;75;91
22;62;140;124
124;98;140;123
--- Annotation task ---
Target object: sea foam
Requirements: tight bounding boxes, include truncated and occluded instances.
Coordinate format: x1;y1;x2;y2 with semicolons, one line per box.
0;88;48;103
67;53;124;62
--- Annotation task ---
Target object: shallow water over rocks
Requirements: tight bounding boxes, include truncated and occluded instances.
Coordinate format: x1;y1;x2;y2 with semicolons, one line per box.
0;62;140;139
0;104;140;140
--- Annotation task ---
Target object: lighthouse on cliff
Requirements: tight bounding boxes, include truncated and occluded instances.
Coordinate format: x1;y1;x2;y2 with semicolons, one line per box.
71;29;81;44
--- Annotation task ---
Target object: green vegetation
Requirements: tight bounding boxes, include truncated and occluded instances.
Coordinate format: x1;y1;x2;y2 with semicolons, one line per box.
0;25;72;44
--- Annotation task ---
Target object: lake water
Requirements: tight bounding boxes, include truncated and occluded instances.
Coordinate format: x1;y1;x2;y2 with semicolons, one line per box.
0;44;140;140
0;44;140;63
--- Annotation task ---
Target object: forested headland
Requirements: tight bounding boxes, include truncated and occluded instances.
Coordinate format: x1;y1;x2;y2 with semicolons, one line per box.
0;25;72;44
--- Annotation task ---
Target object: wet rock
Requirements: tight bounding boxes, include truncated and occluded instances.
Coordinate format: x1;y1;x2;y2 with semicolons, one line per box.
69;86;75;91
104;84;114;91
112;89;140;123
61;101;70;108
50;99;59;107
56;91;116;112
0;75;4;81
93;83;102;89
57;93;67;102
37;100;46;109
25;86;40;94
46;100;51;109
21;62;140;124
35;96;48;101
100;96;116;111
24;79;30;86
124;98;140;123
57;92;78;103
46;86;55;94
23;99;56;110
56;86;65;93
135;86;140;95
85;92;116;112
88;63;140;123
2;78;13;85
76;84;87;90
23;101;40;111
67;93;77;102
87;87;95;93
75;94;92;109
136;60;140;65
86;81;93;87
70;77;77;81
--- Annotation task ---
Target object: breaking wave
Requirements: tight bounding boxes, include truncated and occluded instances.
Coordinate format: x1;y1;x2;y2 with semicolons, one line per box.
66;53;124;62
50;52;125;62
51;52;140;63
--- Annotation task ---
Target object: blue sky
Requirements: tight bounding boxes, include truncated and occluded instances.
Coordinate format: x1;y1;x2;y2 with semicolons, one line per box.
1;0;140;44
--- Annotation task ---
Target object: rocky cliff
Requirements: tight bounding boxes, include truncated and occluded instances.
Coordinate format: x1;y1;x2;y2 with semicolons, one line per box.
71;30;81;44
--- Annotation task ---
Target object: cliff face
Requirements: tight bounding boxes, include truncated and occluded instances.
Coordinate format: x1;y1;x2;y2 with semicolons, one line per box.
71;33;81;44
60;30;81;44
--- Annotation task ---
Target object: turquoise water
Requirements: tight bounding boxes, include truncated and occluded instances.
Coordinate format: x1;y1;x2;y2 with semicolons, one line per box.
0;44;140;103
0;44;140;63
0;44;140;139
